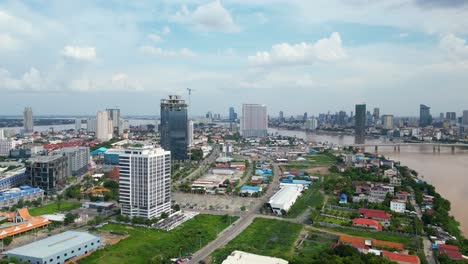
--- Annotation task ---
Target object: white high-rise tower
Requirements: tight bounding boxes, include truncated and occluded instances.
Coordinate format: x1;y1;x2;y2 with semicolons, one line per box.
23;107;33;134
241;104;268;138
118;147;171;219
96;111;112;141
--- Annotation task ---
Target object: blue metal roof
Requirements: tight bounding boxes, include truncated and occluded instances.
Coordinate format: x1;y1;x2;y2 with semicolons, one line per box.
241;186;261;191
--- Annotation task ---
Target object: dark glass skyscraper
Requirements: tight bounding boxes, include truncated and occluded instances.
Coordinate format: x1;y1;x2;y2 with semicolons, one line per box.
160;95;188;160
419;104;432;127
229;107;237;121
355;104;366;141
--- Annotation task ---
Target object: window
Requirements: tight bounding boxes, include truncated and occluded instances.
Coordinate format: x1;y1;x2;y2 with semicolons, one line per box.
91;242;94;245
57;256;60;259
85;245;88;248
85;251;88;254
64;253;67;257
78;248;81;250
50;259;53;262
72;250;74;253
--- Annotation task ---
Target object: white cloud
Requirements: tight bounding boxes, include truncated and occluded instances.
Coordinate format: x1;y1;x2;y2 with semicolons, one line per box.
162;26;171;35
139;45;196;57
0;33;20;50
0;10;34;36
61;46;96;61
147;33;162;43
248;32;346;66
171;1;240;32
440;34;468;61
398;32;409;38
256;12;268;24
0;67;44;92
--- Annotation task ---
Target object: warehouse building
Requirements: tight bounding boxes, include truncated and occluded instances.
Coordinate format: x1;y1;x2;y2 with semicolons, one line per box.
268;184;304;215
5;231;100;264
222;251;288;264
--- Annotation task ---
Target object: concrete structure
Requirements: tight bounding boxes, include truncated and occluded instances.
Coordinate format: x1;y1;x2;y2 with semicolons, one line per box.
75;118;81;131
54;147;90;176
239;185;262;196
188;120;194;147
160;95;188;160
106;108;121;135
23;106;33;134
0;186;43;208
241;104;268;138
96;111;112;141
355;104;366;140
5;231;100;264
86;118;97;133
419;104;432;127
26;156;68;194
382;115;394;129
222;251;288;264
305;118;317;131
268;184;303;215
118;147;171;219
229;107;237;122
0;138;16;156
390;199;406;213
0;167;27;191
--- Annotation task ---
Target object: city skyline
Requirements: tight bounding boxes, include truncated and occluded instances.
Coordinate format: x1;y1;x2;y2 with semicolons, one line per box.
1;1;468;115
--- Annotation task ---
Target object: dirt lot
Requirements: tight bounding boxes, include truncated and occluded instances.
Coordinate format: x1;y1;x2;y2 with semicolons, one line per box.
98;230;129;245
173;192;258;213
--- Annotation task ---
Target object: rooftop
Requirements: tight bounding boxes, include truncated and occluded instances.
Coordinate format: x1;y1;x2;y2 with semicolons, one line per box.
6;231;99;258
28;155;63;163
222;251;288;264
382;251;420;264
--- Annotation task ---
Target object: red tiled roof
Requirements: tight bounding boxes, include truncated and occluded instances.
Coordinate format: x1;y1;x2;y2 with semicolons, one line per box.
363;211;391;220
352;218;382;231
438;244;463;260
438;244;459;251
382;251;420;264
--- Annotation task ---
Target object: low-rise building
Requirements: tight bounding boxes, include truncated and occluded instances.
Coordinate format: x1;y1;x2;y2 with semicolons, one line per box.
352;218;382;231
0;186;43;208
240;185;262;196
222;250;288;264
268;184;304;215
5;231;101;264
0;138;16;157
370;185;394;201
390;177;402;186
390;199;406;213
0;167;27;191
382;251;420;264
358;208;391;225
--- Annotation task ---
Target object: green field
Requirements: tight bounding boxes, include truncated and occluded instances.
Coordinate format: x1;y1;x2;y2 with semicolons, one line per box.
287;154;337;166
29;201;81;216
292;231;337;263
285;183;324;218
210;218;302;263
79;214;237;264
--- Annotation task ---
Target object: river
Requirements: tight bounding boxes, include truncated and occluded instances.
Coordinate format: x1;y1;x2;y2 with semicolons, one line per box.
269;128;468;235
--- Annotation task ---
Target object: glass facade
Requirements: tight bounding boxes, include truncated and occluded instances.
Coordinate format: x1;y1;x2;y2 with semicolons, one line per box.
160;95;188;160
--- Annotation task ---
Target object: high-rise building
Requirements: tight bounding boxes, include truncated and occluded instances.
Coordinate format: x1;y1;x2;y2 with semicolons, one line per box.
54;147;90;176
86;118;97;133
75;118;81;131
305;118;317;131
303;112;308;121
96;111;112;141
27;156;68;194
463;110;468;126
118;147;171;219
106;108;121;135
241;104;268;138
446;112;457;121
160;95;188;160
279;111;285;123
229;107;237;122
419;104;432;127
23;107;33;134
373;108;380;121
355;104;366;138
187;120;194;147
0;137;16;157
382;115;394;129
337;111;347;126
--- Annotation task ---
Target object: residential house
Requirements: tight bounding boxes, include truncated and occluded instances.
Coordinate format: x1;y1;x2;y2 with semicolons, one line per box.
437;244;463;261
352;218;382;231
384;169;398;178
382;251;420;264
370;185;394;202
396;191;410;202
390;177;402;186
390;199;406;213
359;208;391;225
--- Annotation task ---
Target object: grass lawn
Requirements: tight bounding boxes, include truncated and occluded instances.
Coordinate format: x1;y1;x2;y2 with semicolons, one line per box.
210;218;302;263
29;201;81;216
288;154;337;167
293;231;336;262
285;183;324;218
321;226;419;249
79;214;237;264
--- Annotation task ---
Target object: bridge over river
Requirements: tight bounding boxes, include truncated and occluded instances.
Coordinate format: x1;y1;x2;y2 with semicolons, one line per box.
342;142;468;153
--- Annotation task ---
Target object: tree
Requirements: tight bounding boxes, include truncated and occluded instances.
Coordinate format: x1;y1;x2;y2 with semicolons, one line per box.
160;212;169;219
3;236;13;247
240;206;246;212
64;212;78;225
190;149;204;161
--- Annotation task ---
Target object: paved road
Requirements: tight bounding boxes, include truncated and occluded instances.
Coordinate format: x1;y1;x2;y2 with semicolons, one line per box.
189;156;282;263
176;145;220;186
409;188;436;264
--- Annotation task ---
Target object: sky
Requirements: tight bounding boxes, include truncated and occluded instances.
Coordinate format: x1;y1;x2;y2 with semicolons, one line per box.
1;0;468;117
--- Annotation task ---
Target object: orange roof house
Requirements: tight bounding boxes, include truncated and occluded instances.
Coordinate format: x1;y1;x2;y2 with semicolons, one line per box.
382;251;420;264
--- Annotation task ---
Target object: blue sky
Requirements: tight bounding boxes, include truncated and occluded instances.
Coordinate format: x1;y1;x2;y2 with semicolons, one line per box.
1;0;468;117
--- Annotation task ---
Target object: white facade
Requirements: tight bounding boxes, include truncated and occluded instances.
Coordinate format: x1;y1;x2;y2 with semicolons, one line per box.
23;107;33;134
118;147;171;219
382;115;394;129
96;111;112;141
75;118;81;131
241;104;268;138
55;147;90;176
305;118;317;131
0;138;16;156
187;120;194;146
86;118;97;133
222;251;288;264
390;200;406;213
106;108;121;134
268;184;304;215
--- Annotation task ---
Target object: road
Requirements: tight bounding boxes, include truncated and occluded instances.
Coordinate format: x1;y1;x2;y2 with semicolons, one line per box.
176;145;220;185
189;156;282;263
409;188;436;264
